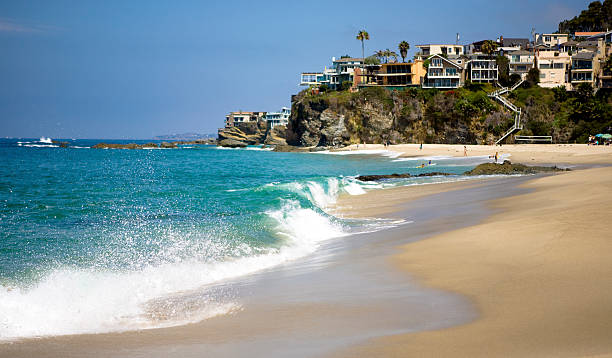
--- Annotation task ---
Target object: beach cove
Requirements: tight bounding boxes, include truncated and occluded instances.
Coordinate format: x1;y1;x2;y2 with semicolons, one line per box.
1;143;612;357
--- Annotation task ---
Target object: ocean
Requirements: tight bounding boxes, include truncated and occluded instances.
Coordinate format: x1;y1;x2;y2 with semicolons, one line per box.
0;138;497;340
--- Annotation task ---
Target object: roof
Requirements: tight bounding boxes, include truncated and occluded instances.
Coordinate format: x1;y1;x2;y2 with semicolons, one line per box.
508;50;533;55
560;40;579;46
426;54;463;68
501;38;529;48
471;40;501;46
333;57;363;63
416;44;462;47
572;51;596;60
575;31;605;37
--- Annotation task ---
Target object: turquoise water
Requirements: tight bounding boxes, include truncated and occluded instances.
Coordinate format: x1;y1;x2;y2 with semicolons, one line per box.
0;138;487;339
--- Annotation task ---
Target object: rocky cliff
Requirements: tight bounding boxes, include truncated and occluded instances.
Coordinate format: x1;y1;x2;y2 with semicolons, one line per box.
286;87;510;146
217;120;287;147
286;85;590;147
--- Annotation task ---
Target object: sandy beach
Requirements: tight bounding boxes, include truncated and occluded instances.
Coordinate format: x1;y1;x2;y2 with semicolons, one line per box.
331;163;612;356
343;143;612;166
3;144;612;358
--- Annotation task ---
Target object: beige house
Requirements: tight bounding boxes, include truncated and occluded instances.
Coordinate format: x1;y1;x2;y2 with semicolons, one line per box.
535;33;570;47
536;50;571;89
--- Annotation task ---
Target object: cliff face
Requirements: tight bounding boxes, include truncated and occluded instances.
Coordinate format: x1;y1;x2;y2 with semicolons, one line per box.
286;87;511;146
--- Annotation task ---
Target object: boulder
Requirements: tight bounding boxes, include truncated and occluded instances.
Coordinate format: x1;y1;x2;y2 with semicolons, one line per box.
464;160;569;175
218;139;247;148
160;142;177;148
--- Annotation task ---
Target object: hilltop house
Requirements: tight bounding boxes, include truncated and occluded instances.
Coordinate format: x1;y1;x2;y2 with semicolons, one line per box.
536;50;571;89
265;107;291;128
224;111;266;128
535;33;570;48
571;51;601;88
300;56;364;90
507;50;534;79
422;54;464;88
357;61;425;88
414;44;464;60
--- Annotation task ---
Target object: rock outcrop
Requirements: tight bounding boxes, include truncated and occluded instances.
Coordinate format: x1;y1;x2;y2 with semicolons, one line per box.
218;139;248;148
160;142;177;148
264;125;288;146
356;172;453;181
464;161;569;175
218;120;268;145
356;161;568;181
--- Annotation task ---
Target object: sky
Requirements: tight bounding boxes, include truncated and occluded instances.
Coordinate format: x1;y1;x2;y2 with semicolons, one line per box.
0;0;591;139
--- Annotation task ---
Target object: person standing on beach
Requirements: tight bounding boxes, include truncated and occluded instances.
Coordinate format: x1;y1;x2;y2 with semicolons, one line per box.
420;143;423;150
494;152;498;163
464;146;467;156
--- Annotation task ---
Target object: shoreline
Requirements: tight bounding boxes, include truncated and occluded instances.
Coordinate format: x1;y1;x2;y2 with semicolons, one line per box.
3;147;611;357
330;166;612;357
2;175;530;357
338;143;612;166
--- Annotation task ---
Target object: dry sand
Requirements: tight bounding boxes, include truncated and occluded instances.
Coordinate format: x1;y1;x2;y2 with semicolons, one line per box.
343;143;612;166
331;167;612;357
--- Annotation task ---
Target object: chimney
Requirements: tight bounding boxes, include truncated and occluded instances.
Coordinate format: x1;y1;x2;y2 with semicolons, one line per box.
500;35;504;44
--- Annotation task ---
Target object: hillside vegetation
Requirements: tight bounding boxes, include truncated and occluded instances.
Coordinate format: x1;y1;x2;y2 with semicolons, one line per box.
286;84;611;146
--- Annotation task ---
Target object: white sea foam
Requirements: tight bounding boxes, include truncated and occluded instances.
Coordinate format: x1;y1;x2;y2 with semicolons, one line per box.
0;186;350;340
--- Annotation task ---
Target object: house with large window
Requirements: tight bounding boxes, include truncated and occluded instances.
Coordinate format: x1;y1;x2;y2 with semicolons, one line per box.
535;33;570;48
466;56;498;83
570;51;600;88
536;50;571;89
422;54;464;89
265;107;291;128
357;61;425;88
300;56;364;90
507;50;534;79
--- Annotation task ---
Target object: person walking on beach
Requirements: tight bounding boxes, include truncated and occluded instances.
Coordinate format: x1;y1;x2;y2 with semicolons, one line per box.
464;145;467;157
420;143;423;150
494;151;498;163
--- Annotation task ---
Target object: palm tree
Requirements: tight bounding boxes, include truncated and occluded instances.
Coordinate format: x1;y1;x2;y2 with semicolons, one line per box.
481;40;498;58
398;41;410;63
356;30;370;61
386;49;398;63
374;49;386;63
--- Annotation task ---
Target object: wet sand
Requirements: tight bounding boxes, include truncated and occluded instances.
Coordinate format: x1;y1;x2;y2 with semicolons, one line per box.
331;167;612;357
342;143;612;166
1;176;532;358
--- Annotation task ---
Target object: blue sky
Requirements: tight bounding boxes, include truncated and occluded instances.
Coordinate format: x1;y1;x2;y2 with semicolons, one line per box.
0;0;590;139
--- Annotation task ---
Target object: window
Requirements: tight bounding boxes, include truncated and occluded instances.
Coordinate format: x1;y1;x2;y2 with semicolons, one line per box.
431;58;443;67
545;36;551;42
553;63;564;69
540;63;551;69
445;68;457;76
540;73;546;79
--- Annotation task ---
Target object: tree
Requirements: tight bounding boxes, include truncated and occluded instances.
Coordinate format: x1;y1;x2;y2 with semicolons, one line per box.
356;30;370;61
398;41;410;63
374;50;386;63
496;55;510;86
558;0;612;33
385;49;398;63
481;40;498;58
364;55;380;65
526;68;540;87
